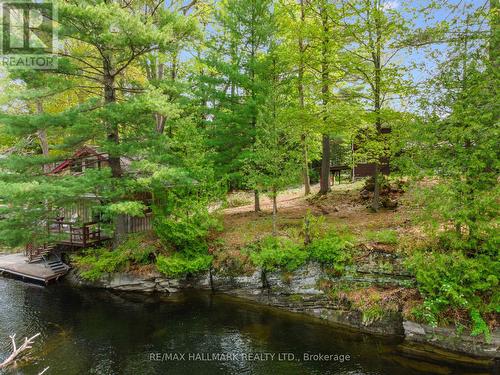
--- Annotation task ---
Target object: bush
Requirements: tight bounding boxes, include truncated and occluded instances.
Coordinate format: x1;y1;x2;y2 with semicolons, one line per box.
406;251;499;340
307;232;352;273
74;234;157;281
75;250;128;281
154;202;219;250
156;252;213;277
248;236;308;272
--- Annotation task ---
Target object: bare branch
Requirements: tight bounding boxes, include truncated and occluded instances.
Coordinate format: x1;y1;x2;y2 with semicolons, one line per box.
0;333;41;369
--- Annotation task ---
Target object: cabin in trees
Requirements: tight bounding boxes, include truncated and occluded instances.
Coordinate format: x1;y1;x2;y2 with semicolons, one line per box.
25;147;153;262
328;127;391;182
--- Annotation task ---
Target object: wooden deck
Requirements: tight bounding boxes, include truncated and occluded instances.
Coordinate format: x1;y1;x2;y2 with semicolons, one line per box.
56;238;110;247
0;253;67;284
50;221;110;248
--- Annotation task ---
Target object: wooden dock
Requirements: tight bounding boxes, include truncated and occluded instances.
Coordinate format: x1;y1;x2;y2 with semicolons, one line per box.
0;253;68;284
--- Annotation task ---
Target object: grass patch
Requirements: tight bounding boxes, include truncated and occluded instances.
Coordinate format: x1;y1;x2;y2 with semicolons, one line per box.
226;193;253;208
364;229;398;244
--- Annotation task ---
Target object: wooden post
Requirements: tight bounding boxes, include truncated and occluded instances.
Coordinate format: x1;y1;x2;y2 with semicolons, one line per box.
83;225;88;248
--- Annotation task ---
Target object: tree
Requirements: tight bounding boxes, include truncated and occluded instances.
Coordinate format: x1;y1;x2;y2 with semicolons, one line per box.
244;45;302;235
275;0;321;196
396;1;499;336
201;0;275;212
56;0;190;178
296;0;350;195
341;0;413;210
399;1;499;253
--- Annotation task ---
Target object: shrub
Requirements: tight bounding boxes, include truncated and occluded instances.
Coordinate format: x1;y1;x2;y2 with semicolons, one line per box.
406;251;499;340
75;249;127;281
248;236;308;272
308;232;352;273
302;211;327;243
156;252;213;277
154;201;219;250
73;234;157;281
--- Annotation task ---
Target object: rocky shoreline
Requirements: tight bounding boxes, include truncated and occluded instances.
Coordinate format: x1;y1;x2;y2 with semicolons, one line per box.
66;261;499;370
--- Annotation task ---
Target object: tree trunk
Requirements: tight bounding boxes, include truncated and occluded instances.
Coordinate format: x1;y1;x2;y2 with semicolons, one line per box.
371;5;382;211
254;190;261;212
320;134;331;194
371;164;380;211
272;189;277;236
319;3;330;195
302;135;311;195
351;139;355;183
155;59;166;134
250;18;261;213
35;100;50;173
299;0;311;196
114;214;128;246
103;59;122;178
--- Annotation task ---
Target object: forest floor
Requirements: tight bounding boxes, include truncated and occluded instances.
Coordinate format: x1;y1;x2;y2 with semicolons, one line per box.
220;180;420;251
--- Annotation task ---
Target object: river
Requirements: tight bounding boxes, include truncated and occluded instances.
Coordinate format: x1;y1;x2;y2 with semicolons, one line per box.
0;278;494;374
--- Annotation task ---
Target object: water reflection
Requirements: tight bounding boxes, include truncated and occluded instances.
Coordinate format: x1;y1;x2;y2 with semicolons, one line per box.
0;278;494;375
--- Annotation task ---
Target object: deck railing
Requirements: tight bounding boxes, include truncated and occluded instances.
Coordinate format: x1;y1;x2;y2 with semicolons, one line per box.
50;221;101;247
24;243;54;262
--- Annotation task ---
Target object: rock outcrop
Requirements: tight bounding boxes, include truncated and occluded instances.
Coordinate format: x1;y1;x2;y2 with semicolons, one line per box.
66;255;498;366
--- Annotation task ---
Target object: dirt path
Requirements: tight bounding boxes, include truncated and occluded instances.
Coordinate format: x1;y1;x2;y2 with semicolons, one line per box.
221;182;411;249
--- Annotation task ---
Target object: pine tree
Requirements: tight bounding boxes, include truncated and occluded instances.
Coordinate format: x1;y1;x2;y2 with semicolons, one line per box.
244;42;302;235
200;0;275;212
400;1;499;253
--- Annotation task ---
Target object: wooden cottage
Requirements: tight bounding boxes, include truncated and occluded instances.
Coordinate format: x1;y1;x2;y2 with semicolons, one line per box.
25;146;153;262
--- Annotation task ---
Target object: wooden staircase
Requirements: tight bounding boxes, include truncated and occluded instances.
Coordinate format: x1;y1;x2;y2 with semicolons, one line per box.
46;258;68;274
24;243;70;275
25;243;55;263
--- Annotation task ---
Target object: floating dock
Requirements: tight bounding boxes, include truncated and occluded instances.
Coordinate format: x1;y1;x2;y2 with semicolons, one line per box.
0;253;68;284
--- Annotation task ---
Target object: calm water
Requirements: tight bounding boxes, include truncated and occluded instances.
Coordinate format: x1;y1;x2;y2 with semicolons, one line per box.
0;278;494;375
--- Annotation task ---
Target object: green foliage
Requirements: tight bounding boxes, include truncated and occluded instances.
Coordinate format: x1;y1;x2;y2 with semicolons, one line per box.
156;252;213;277
307;232;352;273
396;4;499;256
152;181;222;251
364;229;398;244
105;201;147;217
361;305;385;326
302;211;327;242
0;0;495;341
406;251;499;339
74;234;157;281
201;0;276;189
0;0;199;247
247;236;308;272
